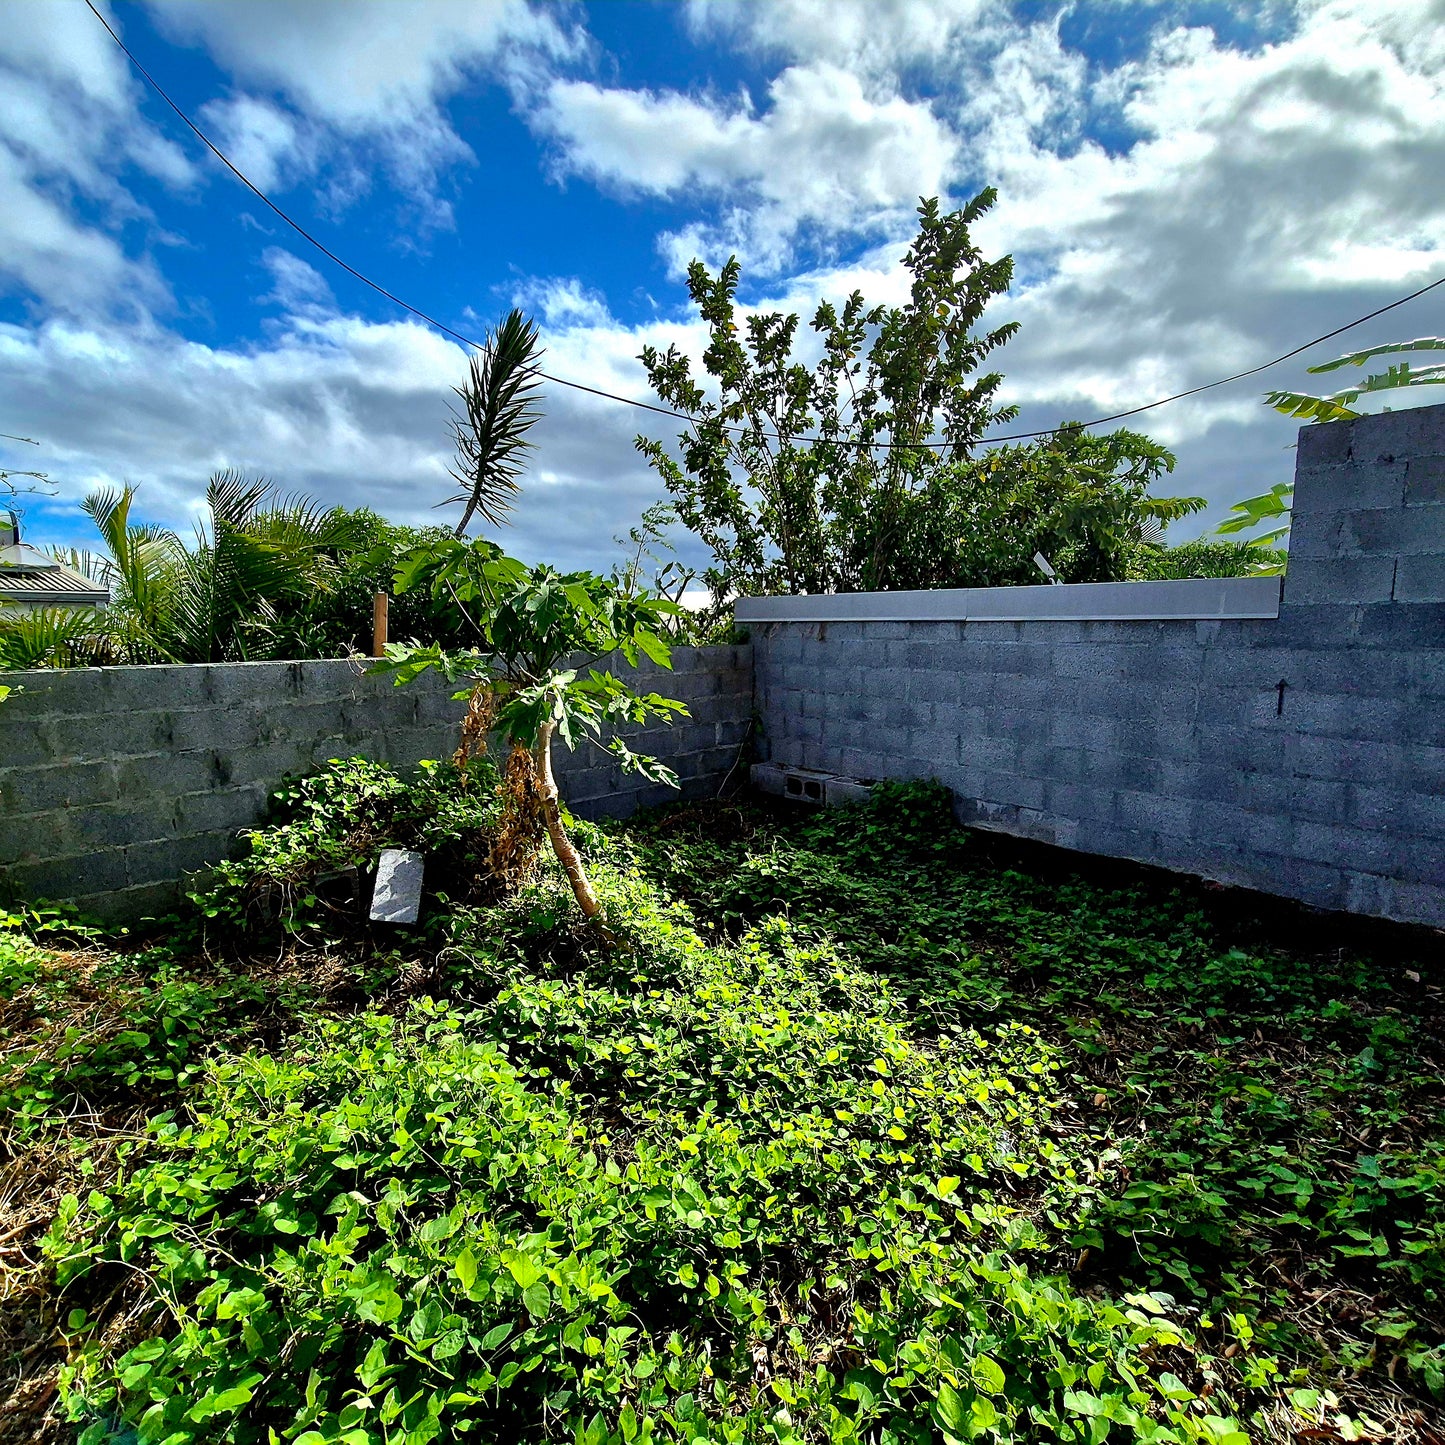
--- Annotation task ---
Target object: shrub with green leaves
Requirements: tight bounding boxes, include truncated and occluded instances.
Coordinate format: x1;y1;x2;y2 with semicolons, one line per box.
188;756;503;938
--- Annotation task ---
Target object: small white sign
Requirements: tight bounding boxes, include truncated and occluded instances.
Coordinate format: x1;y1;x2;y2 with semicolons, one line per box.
370;848;424;924
1033;551;1061;584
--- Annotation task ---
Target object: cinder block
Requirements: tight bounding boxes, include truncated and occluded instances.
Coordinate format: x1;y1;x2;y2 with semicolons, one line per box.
1398;739;1445;797
220;742;315;789
1395;556;1445;602
1351;401;1445;463
1115;789;1192;837
1356;602;1445;647
64;798;181;852
1296;417;1354;466
1349;783;1445;840
1293;459;1406;514
824;777;872;807
1189;801;1293;856
1;760;118;814
117;750;223;798
165;706;270;754
0;810;71;866
955;768;1045;810
1281;556;1398;606
1276;855;1352;912
3;848;130;904
1288;691;1407;742
1291;819;1408;880
1048;712;1120;753
1042;779;1115;823
99;666;203;713
1405;454;1445;507
1373;876;1445;928
0;718;56;770
1293;732;1398;784
173;786;268;836
71;879;180;925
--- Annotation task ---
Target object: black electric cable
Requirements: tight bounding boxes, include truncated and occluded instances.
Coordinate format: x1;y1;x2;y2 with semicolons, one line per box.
87;0;1444;449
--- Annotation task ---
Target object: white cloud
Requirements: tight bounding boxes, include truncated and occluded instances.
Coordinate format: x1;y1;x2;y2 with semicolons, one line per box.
260;248;335;314
0;0;194;314
0;307;703;574
539;62;959;271
685;0;1004;74
199;94;312;195
148;0;582;197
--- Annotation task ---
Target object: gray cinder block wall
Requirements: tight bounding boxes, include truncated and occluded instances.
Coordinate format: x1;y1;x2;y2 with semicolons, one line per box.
0;645;751;921
746;404;1445;928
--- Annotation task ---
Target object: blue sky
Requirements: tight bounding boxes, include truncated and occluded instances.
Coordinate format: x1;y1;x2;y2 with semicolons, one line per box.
1;0;1442;574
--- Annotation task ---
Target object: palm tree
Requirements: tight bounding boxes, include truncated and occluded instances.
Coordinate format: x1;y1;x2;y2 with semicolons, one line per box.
442;310;545;537
82;473;367;663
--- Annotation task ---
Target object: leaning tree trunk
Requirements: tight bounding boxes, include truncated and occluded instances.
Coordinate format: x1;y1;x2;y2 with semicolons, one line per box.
533;718;606;923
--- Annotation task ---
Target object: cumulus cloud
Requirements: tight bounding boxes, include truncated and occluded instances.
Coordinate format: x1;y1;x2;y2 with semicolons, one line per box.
539;62;959;271
0;0;193;314
684;0;1005;74
149;0;582;199
198;94;313;195
0;306;703;575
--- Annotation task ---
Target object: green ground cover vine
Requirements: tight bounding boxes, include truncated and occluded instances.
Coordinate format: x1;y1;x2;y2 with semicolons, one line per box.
1;772;1439;1444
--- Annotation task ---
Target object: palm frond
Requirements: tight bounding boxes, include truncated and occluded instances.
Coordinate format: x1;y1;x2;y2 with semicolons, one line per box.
446;309;545;536
1216;483;1293;537
1308;337;1445;374
1264;390;1361;423
0;606;119;669
46;546;117;586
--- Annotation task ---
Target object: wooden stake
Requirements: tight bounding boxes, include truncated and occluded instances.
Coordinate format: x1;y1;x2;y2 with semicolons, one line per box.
372;592;389;657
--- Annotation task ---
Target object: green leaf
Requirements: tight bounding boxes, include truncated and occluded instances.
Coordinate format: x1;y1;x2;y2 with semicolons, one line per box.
504;1252;542;1289
189;1377;261;1420
454;1246;478;1292
480;1323;511;1350
933;1381;966;1434
522;1282;551;1319
972;1356;1005;1394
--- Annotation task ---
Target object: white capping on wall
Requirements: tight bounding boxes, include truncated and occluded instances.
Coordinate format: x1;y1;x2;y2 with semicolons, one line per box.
734;575;1283;625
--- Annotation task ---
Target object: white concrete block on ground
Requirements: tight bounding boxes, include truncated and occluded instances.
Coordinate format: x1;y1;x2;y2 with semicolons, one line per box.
371;848;424;924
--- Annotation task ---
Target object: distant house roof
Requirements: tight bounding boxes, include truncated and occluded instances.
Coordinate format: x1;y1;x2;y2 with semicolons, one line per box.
0;542;110;607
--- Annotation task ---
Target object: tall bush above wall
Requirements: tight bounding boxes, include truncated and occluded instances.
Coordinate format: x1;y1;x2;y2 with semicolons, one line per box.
635;192;1213;598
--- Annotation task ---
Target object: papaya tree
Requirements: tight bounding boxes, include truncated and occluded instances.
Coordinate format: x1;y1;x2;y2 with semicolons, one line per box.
370;537;687;924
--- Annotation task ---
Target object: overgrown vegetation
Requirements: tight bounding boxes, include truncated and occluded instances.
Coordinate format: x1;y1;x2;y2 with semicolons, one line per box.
2;768;1438;1444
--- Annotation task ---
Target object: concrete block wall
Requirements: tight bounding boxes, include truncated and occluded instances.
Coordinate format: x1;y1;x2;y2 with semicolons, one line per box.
748;404;1445;928
0;645;751;921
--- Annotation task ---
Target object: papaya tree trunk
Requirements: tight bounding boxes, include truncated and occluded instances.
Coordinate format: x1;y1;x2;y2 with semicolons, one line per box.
534;718;605;921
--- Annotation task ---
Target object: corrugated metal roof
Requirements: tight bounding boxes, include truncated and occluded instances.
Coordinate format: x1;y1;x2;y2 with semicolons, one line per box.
0;564;110;606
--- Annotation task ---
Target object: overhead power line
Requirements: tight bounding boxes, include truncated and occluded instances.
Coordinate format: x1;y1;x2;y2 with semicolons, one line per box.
88;0;1444;451
0;433;41;445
